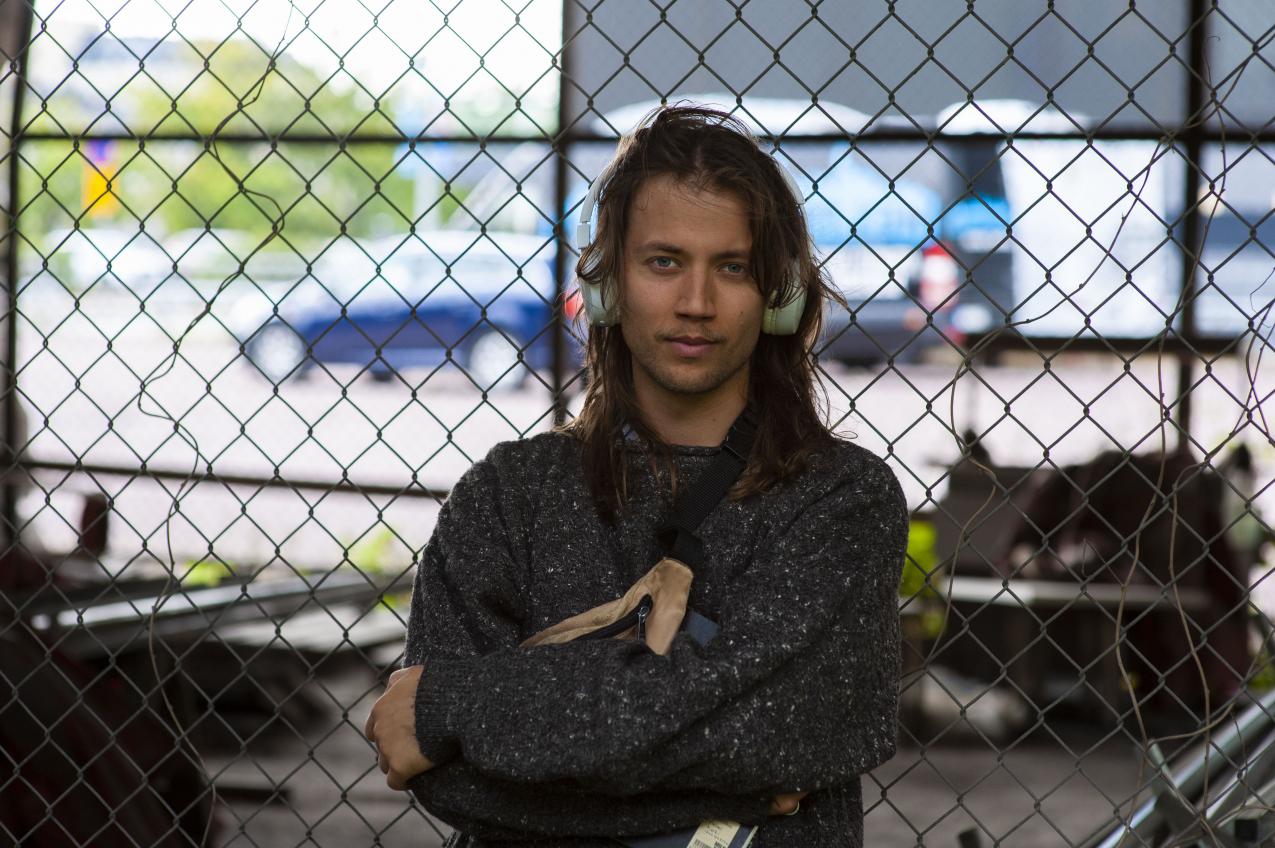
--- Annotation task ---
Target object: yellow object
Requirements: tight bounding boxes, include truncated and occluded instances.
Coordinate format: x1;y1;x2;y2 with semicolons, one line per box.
181;558;234;587
83;162;119;217
901;518;938;599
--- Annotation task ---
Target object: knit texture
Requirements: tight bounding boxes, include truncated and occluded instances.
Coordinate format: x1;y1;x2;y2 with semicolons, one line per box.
403;430;908;847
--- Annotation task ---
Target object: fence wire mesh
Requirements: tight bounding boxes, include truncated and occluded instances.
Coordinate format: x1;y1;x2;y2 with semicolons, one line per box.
1;0;1274;845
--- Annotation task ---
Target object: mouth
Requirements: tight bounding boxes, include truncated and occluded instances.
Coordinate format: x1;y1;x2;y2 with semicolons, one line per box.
666;336;717;358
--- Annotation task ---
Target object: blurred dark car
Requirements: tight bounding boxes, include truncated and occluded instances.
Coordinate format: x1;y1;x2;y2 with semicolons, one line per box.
237;232;582;388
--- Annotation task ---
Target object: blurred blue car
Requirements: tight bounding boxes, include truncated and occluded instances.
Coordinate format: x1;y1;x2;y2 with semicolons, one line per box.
238;231;583;388
241;95;1021;385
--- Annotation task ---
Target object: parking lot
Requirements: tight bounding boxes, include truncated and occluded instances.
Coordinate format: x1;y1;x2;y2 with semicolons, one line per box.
12;283;1273;583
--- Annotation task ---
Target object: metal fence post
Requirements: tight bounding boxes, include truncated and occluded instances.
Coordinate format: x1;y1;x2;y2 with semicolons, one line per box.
550;0;582;428
1172;0;1211;447
1;0;33;555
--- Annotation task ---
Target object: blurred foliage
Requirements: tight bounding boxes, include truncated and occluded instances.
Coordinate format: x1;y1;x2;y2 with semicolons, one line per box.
180;557;235;588
1251;605;1275;693
347;525;400;576
19;39;442;253
380;591;410;612
348;528;412;613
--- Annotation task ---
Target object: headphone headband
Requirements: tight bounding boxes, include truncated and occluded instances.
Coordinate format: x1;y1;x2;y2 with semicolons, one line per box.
576;175;604;255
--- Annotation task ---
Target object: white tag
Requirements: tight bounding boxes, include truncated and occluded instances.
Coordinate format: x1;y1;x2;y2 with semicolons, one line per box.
687;820;754;848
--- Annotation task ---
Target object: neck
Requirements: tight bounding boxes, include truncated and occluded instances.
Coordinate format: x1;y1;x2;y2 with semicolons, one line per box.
631;375;750;448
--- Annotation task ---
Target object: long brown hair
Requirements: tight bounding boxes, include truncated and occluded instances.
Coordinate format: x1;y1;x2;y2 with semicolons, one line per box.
557;104;849;524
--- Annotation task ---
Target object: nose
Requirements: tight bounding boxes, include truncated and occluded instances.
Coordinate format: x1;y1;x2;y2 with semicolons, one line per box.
676;263;716;320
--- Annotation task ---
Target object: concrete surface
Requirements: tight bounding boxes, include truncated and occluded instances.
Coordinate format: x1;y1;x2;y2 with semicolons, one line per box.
207;664;1148;847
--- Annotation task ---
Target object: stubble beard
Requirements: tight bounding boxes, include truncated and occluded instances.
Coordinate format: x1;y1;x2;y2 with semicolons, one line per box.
629;336;752;398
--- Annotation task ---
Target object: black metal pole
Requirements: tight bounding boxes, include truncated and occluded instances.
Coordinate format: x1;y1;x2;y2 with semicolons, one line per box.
3;0;36;552
550;1;580;428
1173;0;1210;447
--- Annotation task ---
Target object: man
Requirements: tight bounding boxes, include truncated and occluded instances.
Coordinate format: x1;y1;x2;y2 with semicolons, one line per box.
365;105;909;847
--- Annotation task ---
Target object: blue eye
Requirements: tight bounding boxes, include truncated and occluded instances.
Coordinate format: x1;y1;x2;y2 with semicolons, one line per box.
651;257;676;270
723;263;748;276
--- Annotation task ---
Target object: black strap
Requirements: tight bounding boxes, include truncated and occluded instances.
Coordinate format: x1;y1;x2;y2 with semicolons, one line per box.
655;404;759;569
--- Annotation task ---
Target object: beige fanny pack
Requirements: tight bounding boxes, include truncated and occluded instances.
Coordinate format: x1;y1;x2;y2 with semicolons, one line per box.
520;557;694;656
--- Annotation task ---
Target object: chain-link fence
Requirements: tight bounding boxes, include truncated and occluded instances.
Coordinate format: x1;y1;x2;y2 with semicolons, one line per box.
2;0;1274;845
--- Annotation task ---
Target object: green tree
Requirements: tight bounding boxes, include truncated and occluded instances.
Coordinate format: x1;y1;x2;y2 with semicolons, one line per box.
19;37;417;250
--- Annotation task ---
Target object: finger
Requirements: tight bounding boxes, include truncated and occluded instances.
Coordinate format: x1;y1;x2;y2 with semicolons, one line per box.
378;751;389;774
388;769;406;792
364;703;381;740
768;792;804;815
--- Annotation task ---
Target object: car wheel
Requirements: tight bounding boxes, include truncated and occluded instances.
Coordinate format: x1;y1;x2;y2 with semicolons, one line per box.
247;323;307;384
466;329;525;390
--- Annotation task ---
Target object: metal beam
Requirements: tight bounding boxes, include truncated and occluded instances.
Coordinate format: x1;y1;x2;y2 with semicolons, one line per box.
1171;0;1211;447
20;458;450;500
549;1;581;429
16;127;1275;146
2;0;35;554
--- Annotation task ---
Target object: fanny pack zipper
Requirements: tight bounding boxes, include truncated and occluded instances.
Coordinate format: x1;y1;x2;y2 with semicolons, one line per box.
577;594;653;641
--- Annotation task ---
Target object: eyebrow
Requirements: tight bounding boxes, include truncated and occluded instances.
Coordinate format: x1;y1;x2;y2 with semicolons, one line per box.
635;241;751;261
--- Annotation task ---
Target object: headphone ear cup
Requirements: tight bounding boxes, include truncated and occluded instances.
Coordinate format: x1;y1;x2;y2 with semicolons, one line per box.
580;277;620;326
576;175;619;326
761;263;807;336
762;288;805;335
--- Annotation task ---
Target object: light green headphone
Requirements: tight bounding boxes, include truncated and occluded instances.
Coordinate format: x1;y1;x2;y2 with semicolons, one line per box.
574;158;809;336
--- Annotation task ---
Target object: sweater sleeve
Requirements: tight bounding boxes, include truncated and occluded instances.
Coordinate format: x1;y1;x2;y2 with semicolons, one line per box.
408;761;771;840
413;453;908;797
403;450;774;832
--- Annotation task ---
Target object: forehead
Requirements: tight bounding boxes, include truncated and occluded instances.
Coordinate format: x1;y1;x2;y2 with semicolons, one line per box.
625;174;751;247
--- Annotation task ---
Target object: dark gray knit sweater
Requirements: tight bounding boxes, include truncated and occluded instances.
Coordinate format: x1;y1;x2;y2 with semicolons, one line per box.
403;430;908;847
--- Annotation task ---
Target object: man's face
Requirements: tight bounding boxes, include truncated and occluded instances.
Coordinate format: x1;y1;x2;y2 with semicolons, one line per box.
619;175;765;405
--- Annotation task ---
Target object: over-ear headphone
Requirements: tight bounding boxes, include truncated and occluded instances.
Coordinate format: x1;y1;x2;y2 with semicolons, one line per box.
574;157;809;336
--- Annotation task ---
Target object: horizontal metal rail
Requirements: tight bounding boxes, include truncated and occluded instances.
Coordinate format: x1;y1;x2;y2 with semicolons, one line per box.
16;128;1275;146
20;458;450;500
20;569;414;659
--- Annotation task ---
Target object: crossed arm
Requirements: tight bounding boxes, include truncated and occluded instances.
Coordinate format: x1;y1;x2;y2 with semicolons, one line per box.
363;451;907;838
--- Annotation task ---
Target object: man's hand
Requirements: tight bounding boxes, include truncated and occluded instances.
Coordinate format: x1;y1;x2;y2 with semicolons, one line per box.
364;665;436;791
768;791;809;816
